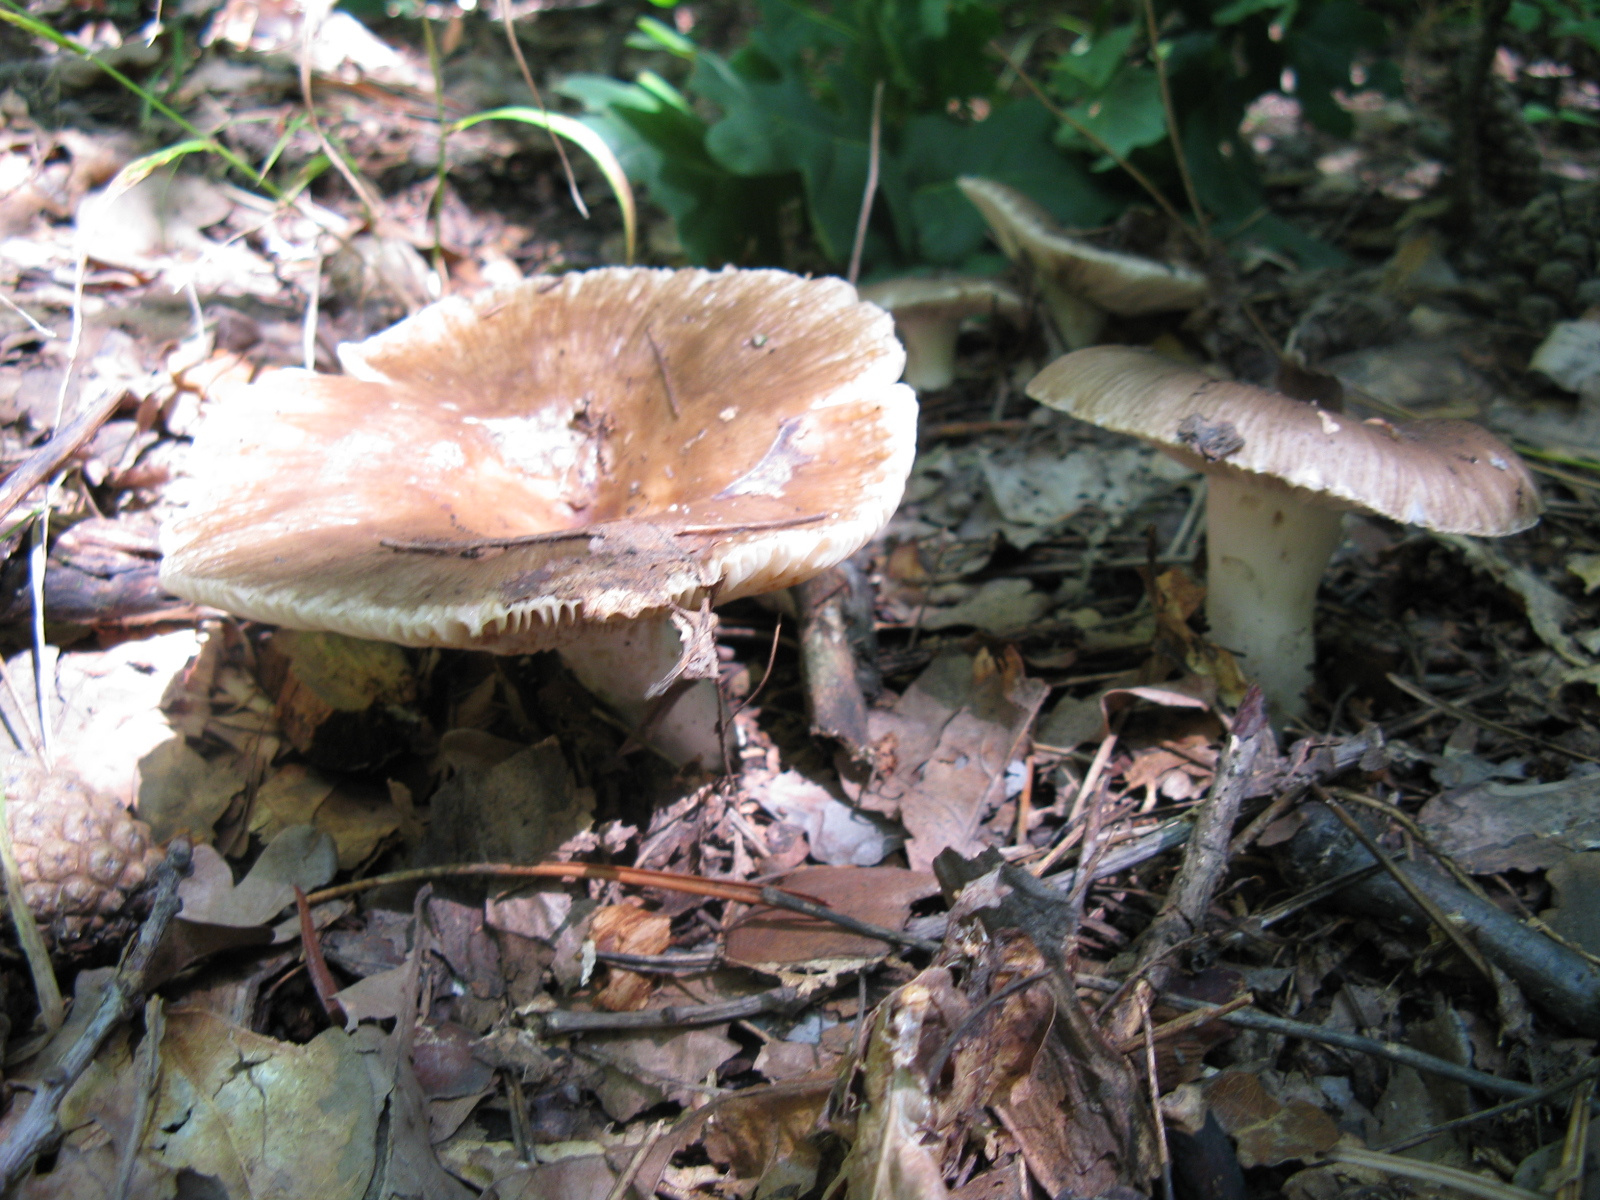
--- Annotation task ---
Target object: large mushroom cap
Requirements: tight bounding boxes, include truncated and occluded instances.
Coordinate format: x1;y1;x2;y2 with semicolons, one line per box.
1026;346;1542;536
161;267;917;651
957;177;1207;317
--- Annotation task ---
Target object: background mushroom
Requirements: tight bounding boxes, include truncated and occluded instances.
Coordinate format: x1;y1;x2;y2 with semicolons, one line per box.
161;267;918;766
958;177;1208;349
1026;346;1541;717
858;276;1025;392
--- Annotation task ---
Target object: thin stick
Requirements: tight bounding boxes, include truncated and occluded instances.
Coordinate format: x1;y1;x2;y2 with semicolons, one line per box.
1139;0;1207;240
755;884;939;954
380;514;828;557
0;784;62;1033
498;0;586;219
1143;1006;1174;1200
1558;1078;1595;1200
1378;1059;1600;1153
0;292;56;339
1074;973;1543;1100
307;860;774;906
1316;788;1495;983
1386;672;1600;764
302;253;322;370
1115;993;1252;1054
298;4;381;221
110;996;163;1200
28;503;51;764
421;15;449;274
542;987;801;1033
0;841;190;1190
644;327;681;419
847;80;884;286
990;40;1200;252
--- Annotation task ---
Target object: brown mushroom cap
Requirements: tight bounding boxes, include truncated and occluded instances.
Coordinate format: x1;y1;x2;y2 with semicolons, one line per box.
857;276;1026;323
957;177;1207;316
160;267;917;651
1025;346;1542;536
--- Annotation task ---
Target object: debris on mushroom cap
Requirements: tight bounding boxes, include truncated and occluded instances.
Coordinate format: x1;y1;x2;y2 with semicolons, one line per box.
1026;346;1542;536
956;177;1208;316
159;267;918;651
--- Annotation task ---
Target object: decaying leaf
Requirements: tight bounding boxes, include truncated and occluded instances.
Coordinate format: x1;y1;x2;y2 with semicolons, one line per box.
177;824;337;929
150;1008;380;1199
856;649;1047;871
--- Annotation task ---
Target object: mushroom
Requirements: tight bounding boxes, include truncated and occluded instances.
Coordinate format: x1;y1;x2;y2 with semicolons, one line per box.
160;267;918;766
857;276;1025;392
957;177;1207;349
1026;346;1541;717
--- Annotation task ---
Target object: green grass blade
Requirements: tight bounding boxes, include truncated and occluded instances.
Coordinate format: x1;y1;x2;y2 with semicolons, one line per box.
0;0;279;198
451;106;637;264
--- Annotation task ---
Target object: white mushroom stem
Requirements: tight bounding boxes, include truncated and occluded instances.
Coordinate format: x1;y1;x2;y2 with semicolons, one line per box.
1037;282;1107;350
556;616;729;769
894;315;964;392
1202;472;1347;719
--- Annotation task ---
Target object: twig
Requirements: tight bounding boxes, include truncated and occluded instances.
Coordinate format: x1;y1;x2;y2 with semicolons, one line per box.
295;885;347;1025
110;996;163;1200
1557;1078;1595;1200
498;0;586;219
1074;972;1542;1101
0;378;122;536
27;504;51;764
755;884;939;954
924;972;1049;1086
1324;1146;1545;1200
1139;0;1207;241
1131;688;1270;990
1114;994;1252;1054
1316;787;1495;983
421;15;450;275
302;253;322;371
644;327;681;419
1386;673;1600;764
0;784;62;1035
0;292;56;339
0;840;190;1190
990;39;1200;253
297;4;382;222
380;514;828;557
541;987;802;1033
847;80;884;286
1379;1059;1600;1154
307;860;775;906
605;1121;667;1200
1143;1005;1174;1200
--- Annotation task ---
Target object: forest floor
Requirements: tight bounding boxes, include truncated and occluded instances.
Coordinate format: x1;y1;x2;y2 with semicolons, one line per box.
3;2;1600;1199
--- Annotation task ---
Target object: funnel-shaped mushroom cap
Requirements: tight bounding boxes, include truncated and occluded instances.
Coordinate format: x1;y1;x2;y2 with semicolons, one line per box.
957;177;1207;316
161;267;918;651
1026;346;1541;536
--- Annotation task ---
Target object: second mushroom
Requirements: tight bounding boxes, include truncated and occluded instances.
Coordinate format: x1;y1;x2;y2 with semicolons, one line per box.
1026;347;1542;717
161;267;918;767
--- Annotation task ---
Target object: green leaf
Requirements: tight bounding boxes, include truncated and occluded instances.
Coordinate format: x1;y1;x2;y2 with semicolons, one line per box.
1052;23;1139;96
884;100;1119;265
1212;0;1294;26
631;16;697;58
1058;65;1169;161
1507;0;1544;30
